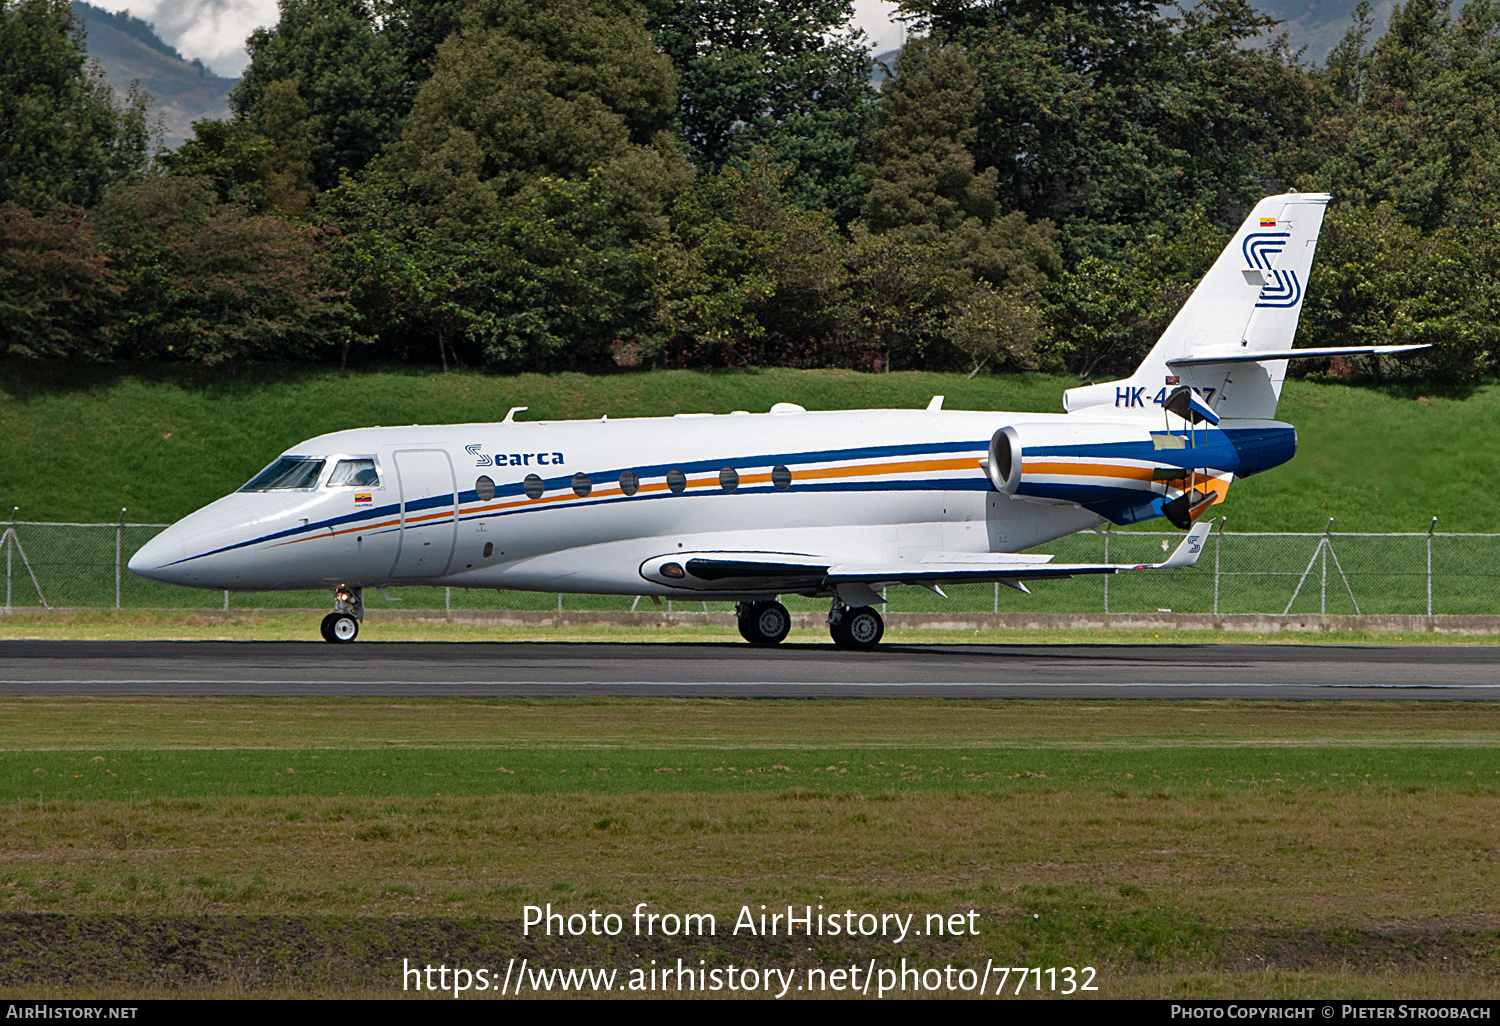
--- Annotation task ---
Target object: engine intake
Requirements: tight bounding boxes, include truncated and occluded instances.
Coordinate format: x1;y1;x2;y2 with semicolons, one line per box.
986;427;1022;494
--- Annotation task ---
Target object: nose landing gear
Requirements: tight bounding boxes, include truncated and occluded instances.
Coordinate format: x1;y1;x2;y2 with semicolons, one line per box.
320;585;363;643
736;600;791;645
828;602;883;650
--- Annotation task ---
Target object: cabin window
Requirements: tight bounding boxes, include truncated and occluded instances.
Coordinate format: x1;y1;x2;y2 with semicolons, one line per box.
240;457;326;492
474;475;496;501
619;470;639;496
772;465;792;490
326;459;379;488
572;472;592;498
666;469;687;494
719;467;739;492
523;474;545;500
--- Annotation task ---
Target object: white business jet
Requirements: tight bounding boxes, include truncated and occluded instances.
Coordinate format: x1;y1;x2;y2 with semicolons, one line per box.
129;192;1423;647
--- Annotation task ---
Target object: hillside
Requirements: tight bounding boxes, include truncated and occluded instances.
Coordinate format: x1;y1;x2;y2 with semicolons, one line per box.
73;2;237;149
0;366;1491;533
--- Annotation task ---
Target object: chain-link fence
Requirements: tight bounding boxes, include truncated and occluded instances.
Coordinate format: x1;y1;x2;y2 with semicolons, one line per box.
1;519;1494;617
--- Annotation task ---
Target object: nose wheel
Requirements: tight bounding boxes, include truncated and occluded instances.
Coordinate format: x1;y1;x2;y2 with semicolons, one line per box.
737;600;791;645
829;603;883;650
321;585;363;643
320;611;359;643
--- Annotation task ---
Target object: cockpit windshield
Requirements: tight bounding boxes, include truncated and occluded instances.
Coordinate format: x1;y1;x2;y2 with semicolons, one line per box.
239;457;326;491
327;459;379;487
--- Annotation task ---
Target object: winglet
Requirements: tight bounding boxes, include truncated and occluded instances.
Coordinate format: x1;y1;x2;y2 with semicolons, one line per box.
1157;519;1214;569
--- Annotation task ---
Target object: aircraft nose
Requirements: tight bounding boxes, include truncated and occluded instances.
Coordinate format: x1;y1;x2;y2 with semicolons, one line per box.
127;525;186;581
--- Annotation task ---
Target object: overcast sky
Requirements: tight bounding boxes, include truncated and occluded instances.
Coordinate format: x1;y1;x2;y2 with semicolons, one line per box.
84;0;907;78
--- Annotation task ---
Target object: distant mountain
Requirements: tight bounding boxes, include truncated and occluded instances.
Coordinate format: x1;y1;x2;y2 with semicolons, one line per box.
72;2;238;150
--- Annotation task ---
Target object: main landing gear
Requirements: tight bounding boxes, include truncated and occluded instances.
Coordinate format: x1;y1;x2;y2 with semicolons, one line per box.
829;602;883;651
320;585;363;644
737;600;791;645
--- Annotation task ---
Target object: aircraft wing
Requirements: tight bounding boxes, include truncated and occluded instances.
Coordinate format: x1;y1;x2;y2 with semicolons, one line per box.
639;522;1214;594
825;520;1214;586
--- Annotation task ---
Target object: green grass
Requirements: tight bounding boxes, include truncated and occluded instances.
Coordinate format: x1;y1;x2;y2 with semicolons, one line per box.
7;745;1499;801
3;363;1499;531
2;698;1498;994
4;609;1496;642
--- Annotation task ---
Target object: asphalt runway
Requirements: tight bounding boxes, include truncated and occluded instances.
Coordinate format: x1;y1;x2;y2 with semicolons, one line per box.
0;639;1497;698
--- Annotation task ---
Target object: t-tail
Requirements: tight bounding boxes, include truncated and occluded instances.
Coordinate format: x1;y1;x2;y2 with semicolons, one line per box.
1063;192;1425;422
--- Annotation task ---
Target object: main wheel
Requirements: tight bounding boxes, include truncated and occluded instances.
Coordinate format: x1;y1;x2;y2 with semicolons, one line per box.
831;605;883;651
737;601;790;646
320;611;359;643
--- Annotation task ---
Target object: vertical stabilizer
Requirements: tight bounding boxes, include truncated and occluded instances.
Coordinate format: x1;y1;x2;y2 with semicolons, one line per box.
1064;193;1331;421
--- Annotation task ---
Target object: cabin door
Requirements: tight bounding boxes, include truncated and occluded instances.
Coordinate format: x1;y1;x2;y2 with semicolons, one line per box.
390;449;457;578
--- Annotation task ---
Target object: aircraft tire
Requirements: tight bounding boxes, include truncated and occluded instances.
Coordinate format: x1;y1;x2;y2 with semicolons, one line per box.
831;606;883;651
738;601;790;646
320;611;359;644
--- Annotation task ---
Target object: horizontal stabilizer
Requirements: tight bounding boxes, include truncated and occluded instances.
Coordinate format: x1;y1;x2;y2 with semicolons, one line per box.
1167;344;1429;367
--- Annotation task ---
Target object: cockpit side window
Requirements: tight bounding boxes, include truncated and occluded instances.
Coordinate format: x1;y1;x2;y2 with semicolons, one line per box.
326;459;380;488
239;457;326;492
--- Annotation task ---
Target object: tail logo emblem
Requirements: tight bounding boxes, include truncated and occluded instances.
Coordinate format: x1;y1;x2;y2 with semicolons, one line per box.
1243;231;1301;309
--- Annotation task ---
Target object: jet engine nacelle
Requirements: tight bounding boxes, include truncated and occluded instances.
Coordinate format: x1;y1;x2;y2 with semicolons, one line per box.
984;420;1156;496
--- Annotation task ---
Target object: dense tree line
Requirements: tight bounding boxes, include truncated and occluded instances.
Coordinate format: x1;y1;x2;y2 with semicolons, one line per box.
2;0;1498;381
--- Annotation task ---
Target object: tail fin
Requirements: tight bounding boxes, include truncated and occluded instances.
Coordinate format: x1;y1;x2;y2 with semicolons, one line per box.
1064;192;1331;421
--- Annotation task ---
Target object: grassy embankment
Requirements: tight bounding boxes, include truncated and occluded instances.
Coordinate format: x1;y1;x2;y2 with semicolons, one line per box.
2;364;1498;622
1;363;1495;530
0;697;1498;998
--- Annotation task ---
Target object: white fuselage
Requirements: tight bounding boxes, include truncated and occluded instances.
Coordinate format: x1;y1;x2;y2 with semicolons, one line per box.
129;407;1127;597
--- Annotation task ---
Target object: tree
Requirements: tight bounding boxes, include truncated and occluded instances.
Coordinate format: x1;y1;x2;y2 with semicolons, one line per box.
897;0;1314;260
1044;210;1228;379
0;0;149;209
1299;202;1499;383
164;80;315;217
644;0;876;222
645;163;846;366
382;0;687;236
96;176;347;366
232;0;415;191
0;201;117;358
1297;0;1500;230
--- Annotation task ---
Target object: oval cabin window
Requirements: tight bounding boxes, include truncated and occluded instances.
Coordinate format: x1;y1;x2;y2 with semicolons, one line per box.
772;465;792;490
719;467;739;492
523;474;544;500
666;469;687;494
619;470;639;496
572;472;592;498
474;475;495;501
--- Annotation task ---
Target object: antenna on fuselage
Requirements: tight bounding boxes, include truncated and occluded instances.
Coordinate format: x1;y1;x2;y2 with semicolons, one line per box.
504;407;527;423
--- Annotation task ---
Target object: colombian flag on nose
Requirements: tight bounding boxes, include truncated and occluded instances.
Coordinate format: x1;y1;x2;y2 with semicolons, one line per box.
1260;217;1277;227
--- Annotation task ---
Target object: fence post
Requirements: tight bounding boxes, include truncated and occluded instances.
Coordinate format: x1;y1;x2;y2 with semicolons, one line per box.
1427;516;1437;617
556;592;563;627
114;508;126;610
1320;518;1332;615
445;586;452;619
1213;518;1225;616
1102;525;1110;613
5;508;14;615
